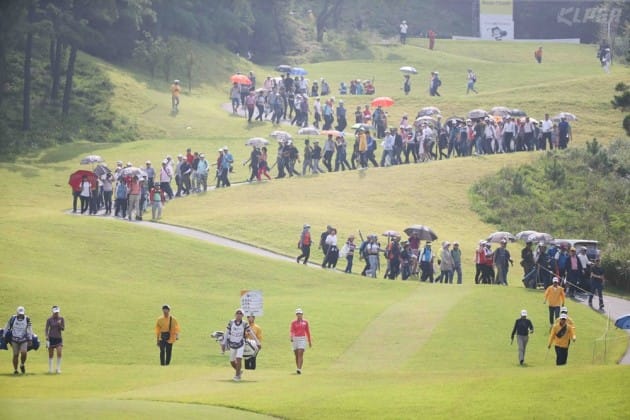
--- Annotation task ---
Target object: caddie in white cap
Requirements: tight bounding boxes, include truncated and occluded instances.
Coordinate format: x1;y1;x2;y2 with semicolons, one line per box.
7;306;33;374
510;309;534;365
223;307;259;382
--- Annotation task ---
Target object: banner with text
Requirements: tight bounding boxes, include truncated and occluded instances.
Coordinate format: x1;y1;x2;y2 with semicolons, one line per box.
480;0;514;41
240;290;264;316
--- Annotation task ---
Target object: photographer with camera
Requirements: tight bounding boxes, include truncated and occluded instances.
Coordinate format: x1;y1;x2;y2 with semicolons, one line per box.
155;304;180;366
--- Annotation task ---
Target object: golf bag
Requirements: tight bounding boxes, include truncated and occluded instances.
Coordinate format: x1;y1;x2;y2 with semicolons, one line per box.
0;329;6;350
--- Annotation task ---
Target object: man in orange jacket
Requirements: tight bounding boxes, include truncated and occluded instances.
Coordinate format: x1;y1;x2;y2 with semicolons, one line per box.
543;277;565;327
155;304;180;366
548;313;576;365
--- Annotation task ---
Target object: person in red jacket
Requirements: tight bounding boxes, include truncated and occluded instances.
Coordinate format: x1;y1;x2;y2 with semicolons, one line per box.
428;29;436;50
290;308;312;374
297;224;312;264
149;183;166;220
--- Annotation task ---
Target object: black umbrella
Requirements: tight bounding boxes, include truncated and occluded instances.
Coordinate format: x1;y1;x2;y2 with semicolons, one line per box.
93;164;111;177
510;108;527;117
403;225;438;241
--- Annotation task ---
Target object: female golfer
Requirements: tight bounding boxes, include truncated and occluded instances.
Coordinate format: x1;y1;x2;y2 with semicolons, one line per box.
45;306;65;373
290;308;312;374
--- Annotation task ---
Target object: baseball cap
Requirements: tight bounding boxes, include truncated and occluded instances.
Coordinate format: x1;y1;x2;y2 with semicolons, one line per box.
520;309;528;317
295;308;303;314
303;224;310;229
560;306;568;313
235;308;244;314
552;277;559;283
52;306;60;313
560;313;568;319
145;160;151;165
162;304;171;310
16;306;25;315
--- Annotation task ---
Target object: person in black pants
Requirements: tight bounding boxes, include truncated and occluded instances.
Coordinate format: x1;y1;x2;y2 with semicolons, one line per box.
155;305;180;366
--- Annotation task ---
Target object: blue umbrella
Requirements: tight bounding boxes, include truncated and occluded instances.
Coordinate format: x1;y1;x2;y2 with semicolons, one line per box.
290;67;307;76
614;314;630;329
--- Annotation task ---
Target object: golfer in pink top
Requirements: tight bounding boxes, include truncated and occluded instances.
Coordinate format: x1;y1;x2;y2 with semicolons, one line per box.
290;308;312;375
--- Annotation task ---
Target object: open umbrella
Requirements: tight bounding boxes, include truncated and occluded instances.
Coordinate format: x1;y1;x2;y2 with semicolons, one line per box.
270;130;292;141
382;230;400;238
351;123;371;131
298;127;320;136
93;164;111;177
486;231;516;243
120;167;147;178
515;230;539;241
80;155;104;165
468;109;488;119
418;106;441;117
400;66;418;75
415;115;438;123
446;116;465;124
290;67;307;76
614;314;630;329
245;137;269;147
276;64;291;73
230;74;251;85
510;108;527;117
68;170;97;191
404;225;438;241
490;106;511;117
553;112;577;121
527;232;554;243
320;129;345;137
371;96;394;108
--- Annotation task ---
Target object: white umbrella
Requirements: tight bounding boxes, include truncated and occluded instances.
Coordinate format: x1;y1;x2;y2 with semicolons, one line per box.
468;109;488;119
527;232;554;243
415;116;438;126
515;230;539;241
400;66;418;75
298;127;320;136
245;137;269;147
486;231;516;243
270;130;292;141
418;106;441;117
80;155;104;165
553;112;577;121
120;167;147;178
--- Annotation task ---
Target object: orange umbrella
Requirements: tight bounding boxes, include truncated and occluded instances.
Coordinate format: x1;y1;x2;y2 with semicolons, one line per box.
371;96;394;107
230;74;251;85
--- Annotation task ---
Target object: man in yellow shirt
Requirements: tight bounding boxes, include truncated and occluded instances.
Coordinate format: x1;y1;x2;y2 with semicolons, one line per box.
543;277;565;327
245;314;263;370
548;313;576;365
155;304;180;366
170;80;181;114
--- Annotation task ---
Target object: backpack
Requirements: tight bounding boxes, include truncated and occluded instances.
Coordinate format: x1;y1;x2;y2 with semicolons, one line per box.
472;73;477;83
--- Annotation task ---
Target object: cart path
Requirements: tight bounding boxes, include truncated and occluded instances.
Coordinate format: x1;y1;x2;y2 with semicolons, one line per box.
67;210;630;364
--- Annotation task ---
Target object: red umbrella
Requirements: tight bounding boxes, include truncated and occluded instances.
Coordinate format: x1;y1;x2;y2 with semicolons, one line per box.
68;170;96;192
230;74;252;85
371;96;394;107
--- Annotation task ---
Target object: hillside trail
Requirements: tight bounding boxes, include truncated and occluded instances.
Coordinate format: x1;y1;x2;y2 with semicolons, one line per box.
66;209;630;365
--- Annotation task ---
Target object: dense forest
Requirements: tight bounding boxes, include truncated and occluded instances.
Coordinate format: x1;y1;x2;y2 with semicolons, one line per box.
0;0;628;158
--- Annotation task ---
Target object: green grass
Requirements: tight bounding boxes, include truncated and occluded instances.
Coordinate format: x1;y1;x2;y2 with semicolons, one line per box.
1;39;629;419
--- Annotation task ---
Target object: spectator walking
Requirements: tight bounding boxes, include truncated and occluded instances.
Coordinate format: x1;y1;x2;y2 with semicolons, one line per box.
4;306;33;375
297;224;312;264
493;239;513;286
510;309;534;366
155;304;180;366
170;80;181;114
588;258;605;310
290;308;312;375
399;20;408;44
342;235;356;273
149;183;165;220
127;175;142;221
451;241;463;284
428;29;436;50
45;305;65;374
534;46;543;64
466;69;478;94
419;241;435;282
79;175;91;214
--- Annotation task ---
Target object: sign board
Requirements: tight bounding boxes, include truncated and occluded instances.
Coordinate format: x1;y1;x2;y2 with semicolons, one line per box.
240;290;264;316
480;0;514;41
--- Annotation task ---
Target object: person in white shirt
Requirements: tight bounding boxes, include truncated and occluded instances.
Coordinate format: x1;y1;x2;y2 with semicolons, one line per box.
399;20;408;44
323;228;339;268
4;306;33;375
421;124;434;161
523;118;535;151
502;117;516;153
223;308;259;382
541;113;553;150
380;129;395;166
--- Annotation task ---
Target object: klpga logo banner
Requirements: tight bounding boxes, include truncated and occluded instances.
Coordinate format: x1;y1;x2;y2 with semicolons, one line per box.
557;7;622;26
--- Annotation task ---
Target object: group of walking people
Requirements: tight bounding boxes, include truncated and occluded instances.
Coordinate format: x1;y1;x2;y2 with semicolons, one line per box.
155;306;312;380
2;305;65;375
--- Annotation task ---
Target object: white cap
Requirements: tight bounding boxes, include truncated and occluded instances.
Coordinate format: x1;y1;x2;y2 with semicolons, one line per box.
560;306;568;313
520;309;527;317
16;306;25;315
200;153;205;158
52;306;60;313
126;162;133;167
162;159;168;164
145;160;151;165
560;313;568;319
303;224;310;229
552;277;559;283
223;146;229;150
177;154;183;158
295;308;303;314
235;308;244;314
